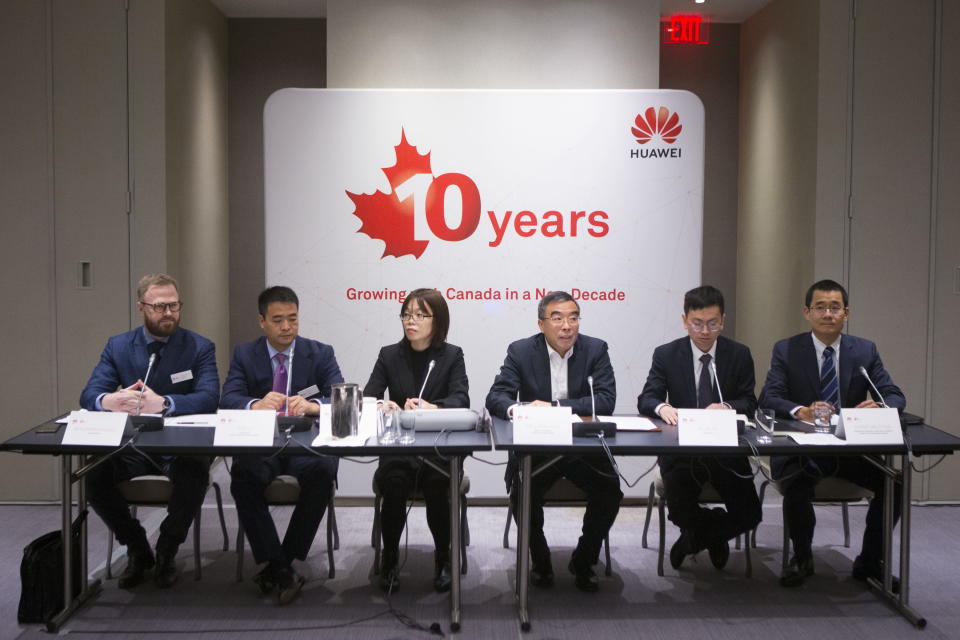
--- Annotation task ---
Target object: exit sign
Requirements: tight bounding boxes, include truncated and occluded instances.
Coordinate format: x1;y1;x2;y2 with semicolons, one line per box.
662;15;710;45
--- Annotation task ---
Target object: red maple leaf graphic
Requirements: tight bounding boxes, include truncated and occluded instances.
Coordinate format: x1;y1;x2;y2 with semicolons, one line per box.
346;129;433;259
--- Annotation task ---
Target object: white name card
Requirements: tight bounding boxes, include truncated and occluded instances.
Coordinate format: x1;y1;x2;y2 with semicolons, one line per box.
213;410;276;447
837;407;903;445
61;410;128;446
677;409;738;447
512;405;573;445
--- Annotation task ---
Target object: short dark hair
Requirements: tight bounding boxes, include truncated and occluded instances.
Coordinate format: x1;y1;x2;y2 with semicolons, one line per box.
537;290;579;320
804;279;848;308
258;286;299;316
684;285;725;315
402;288;449;348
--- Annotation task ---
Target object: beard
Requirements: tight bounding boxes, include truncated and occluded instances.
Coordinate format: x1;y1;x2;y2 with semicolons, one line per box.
144;314;179;338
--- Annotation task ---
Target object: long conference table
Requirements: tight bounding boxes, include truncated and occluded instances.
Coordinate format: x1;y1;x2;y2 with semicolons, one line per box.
5;416;960;633
1;418;493;632
490;416;960;632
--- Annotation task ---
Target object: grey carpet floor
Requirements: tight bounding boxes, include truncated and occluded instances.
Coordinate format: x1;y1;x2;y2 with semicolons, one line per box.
3;471;959;639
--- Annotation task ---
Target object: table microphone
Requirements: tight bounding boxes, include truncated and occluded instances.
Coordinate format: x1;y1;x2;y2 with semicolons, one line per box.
284;346;295;415
709;360;726;407
573;375;616;437
416;360;436;407
858;366;887;408
135;353;157;416
131;353;163;432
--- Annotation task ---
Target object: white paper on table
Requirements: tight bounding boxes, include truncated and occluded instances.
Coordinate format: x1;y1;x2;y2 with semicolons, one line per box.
312;404;374;446
60;410;128;446
601;416;658;431
213;410;276;447
677;409;738;446
311;432;370;447
837;407;903;445
512;405;573;445
788;433;848;446
164;414;218;427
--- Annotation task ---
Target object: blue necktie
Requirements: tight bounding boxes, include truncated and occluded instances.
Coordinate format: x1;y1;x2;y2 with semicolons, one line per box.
820;346;839;407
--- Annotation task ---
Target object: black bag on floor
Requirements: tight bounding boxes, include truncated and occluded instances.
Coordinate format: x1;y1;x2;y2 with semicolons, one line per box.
17;510;87;624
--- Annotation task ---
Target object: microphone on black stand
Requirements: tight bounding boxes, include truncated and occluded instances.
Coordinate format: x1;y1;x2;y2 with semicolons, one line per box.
573;375;616;438
131;353;163;432
709;361;726;407
278;345;312;433
416;360;436;408
135;353;156;416
858;366;888;408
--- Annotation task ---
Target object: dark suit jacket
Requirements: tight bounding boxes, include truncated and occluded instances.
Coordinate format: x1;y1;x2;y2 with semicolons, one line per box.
637;335;757;417
485;333;616;420
759;332;906;478
758;332;905;417
363;340;469;408
638;335;756;473
79;326;220;416
220;336;344;409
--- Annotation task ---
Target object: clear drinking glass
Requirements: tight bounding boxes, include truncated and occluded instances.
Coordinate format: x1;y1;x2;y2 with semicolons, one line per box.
376;407;398;444
398;410;416;445
813;404;833;433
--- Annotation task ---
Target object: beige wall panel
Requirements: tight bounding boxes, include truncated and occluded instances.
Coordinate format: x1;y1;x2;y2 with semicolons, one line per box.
52;0;131;413
129;0;168;311
165;0;230;377
847;0;934;417
738;0;820;388
227;19;326;350
661;24;741;337
928;0;960;500
0;1;59;500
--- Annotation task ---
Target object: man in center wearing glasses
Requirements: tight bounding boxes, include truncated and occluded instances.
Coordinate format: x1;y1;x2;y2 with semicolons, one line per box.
486;291;621;592
638;285;761;573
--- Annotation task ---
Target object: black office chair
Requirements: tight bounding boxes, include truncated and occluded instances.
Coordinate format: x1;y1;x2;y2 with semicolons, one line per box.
754;458;873;571
105;474;228;580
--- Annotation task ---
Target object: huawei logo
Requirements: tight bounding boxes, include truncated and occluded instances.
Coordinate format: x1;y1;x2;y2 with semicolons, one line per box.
631;107;682;145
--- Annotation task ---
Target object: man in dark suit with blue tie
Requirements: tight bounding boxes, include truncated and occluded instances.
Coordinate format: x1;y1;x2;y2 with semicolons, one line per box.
638;285;761;572
759;279;905;588
80;273;219;589
222;286;343;605
486;291;621;592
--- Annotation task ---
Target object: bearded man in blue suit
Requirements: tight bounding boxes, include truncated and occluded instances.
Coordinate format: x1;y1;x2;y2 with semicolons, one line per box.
81;273;219;589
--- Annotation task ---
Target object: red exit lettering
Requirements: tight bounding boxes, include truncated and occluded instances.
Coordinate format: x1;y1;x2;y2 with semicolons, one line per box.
662;15;709;45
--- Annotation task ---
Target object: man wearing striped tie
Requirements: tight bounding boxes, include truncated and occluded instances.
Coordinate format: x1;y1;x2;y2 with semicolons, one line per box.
759;280;905;588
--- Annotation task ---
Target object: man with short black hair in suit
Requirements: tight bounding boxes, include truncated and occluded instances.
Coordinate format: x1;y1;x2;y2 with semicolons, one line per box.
486;291;622;592
81;273;219;589
638;285;762;572
759;279;905;588
222;286;343;605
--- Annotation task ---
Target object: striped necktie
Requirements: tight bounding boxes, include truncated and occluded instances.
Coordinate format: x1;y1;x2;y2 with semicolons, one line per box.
820;346;839;407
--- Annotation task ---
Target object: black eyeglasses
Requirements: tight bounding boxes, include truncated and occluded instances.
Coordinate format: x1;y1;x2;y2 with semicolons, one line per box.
140;301;183;313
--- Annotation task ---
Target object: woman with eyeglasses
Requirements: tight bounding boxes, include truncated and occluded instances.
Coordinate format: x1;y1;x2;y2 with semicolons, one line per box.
363;288;469;593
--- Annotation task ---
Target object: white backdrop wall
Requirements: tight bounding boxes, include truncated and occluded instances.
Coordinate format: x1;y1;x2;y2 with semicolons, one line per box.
299;1;664;498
